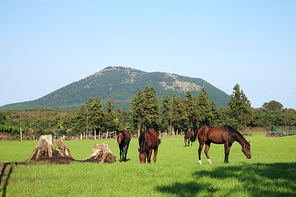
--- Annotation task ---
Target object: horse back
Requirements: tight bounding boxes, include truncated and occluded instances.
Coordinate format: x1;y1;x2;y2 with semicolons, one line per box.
123;130;131;144
145;129;160;149
118;130;131;146
198;126;231;144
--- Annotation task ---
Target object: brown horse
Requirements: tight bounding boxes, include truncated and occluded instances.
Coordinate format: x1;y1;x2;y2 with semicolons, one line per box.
184;131;194;146
138;129;161;163
191;125;251;164
117;130;131;162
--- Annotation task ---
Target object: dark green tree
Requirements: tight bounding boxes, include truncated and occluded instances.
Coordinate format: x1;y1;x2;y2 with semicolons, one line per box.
0;112;6;125
210;99;219;125
185;91;199;131
262;100;283;111
85;94;103;133
130;89;145;136
71;105;87;135
160;93;172;133
226;84;254;130
172;93;188;135
103;96;117;132
197;88;214;127
142;86;160;130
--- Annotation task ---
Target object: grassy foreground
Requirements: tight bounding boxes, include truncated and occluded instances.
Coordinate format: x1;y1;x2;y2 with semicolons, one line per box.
0;133;296;197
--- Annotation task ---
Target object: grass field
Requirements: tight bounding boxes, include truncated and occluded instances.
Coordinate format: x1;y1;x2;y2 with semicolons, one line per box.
0;133;296;197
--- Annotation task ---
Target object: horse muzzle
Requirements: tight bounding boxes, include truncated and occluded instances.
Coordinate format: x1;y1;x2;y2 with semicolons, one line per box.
140;161;146;164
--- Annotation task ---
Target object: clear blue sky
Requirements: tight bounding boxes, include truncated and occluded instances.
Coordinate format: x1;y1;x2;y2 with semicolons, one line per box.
1;0;295;109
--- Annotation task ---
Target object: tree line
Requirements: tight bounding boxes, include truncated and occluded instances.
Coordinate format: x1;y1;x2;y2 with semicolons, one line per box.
0;84;295;138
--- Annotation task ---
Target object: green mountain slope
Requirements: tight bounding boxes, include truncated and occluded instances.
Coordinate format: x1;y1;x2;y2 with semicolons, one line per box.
0;66;230;111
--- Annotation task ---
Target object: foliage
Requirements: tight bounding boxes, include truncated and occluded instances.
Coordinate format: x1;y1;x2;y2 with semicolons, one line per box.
171;93;188;134
130;86;160;134
197;88;218;127
251;108;296;128
185;91;199;131
1;83;296;138
226;84;254;130
159;93;172;133
262;100;283;111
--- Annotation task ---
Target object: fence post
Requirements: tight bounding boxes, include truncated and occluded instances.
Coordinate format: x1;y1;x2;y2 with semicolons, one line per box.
20;128;22;141
94;130;96;140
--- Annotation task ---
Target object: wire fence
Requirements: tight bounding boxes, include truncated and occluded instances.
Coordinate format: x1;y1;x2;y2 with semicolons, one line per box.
0;130;177;141
266;126;296;137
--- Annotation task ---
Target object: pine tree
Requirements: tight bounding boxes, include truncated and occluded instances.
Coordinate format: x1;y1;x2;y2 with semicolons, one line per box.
197;88;213;127
85;94;103;132
172;92;188;135
142;86;160;130
130;89;145;136
130;86;160;135
227;84;254;129
103;96;117;132
185;91;199;131
160;93;172;133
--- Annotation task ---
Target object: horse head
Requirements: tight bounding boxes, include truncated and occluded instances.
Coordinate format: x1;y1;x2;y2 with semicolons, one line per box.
138;148;147;163
242;141;251;159
117;131;124;145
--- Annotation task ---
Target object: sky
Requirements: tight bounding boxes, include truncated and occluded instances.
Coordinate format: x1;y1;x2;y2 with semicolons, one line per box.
1;0;295;109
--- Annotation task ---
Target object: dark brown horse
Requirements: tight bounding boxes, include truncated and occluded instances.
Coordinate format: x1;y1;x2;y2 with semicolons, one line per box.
117;130;131;162
191;125;251;164
138;129;161;163
184;131;194;146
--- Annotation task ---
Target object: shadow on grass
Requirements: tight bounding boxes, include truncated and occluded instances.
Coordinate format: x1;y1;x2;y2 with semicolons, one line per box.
155;163;296;197
155;181;217;196
0;163;14;197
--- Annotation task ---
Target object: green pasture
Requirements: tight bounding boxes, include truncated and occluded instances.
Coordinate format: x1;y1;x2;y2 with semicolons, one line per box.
1;133;296;197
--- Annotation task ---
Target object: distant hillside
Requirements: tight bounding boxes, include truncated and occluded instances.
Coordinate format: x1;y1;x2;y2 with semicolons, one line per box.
0;66;230;111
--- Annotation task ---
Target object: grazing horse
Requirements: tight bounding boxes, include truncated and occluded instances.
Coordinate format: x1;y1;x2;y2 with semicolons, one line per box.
184;131;194;146
138;129;161;163
191;125;251;164
117;130;131;162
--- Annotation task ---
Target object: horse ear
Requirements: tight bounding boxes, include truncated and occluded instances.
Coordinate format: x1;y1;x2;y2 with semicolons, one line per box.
248;141;251;144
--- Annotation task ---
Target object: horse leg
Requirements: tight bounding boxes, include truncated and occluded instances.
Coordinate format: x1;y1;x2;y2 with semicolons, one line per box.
147;149;153;163
119;147;122;162
124;144;129;162
224;143;232;163
204;142;212;164
184;138;187;146
198;142;204;164
153;147;158;163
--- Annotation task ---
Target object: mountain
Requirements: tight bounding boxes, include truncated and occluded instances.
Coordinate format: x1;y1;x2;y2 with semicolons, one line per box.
0;66;230;111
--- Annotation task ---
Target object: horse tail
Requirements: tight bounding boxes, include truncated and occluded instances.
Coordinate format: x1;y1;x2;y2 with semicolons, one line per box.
190;130;199;142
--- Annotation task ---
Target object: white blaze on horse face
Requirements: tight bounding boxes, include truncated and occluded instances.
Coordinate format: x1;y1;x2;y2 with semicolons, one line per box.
199;160;202;164
207;159;212;164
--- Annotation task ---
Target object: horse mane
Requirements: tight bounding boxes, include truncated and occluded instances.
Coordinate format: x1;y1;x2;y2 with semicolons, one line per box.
139;129;151;151
224;125;247;143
